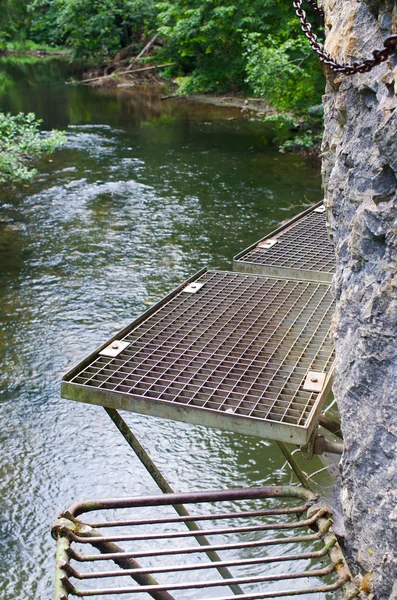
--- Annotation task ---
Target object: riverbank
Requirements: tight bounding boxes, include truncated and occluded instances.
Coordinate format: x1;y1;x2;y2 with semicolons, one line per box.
0;47;322;157
79;65;273;115
76;65;321;157
2;49;69;57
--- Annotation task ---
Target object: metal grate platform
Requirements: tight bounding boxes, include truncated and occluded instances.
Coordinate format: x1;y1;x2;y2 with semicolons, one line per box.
233;204;335;283
62;271;334;445
53;487;357;600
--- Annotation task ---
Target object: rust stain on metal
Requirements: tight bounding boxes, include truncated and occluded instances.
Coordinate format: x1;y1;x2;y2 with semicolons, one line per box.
53;486;359;599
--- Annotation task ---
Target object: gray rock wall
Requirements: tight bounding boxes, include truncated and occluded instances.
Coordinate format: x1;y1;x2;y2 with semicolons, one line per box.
320;0;397;597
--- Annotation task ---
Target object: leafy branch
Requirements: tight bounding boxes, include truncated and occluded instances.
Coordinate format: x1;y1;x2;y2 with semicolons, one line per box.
0;112;65;183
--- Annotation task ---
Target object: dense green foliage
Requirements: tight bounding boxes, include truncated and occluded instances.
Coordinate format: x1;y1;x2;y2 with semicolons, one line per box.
1;0;157;58
156;0;286;93
1;0;325;150
244;34;324;111
156;0;323;103
0;112;65;183
54;0;157;58
1;1;29;47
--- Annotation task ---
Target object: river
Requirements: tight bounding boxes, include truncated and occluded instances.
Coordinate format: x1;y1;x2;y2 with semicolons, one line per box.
0;57;332;599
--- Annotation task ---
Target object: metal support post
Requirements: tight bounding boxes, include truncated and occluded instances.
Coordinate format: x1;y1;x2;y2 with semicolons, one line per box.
104;407;244;595
276;441;310;489
54;532;70;600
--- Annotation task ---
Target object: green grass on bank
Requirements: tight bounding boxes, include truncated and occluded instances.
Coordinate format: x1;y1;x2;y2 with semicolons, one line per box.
2;39;71;54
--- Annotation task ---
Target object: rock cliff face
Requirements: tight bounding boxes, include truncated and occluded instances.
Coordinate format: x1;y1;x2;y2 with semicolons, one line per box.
320;0;397;597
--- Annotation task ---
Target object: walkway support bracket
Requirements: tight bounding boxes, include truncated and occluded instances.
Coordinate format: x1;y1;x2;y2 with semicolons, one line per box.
105;407;244;595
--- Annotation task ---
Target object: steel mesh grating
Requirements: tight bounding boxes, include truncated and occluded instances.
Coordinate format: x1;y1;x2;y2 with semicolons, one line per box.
62;271;334;445
53;487;357;600
233;205;335;283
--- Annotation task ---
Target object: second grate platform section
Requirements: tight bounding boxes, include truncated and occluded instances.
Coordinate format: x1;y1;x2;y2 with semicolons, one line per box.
62;270;335;445
233;203;335;283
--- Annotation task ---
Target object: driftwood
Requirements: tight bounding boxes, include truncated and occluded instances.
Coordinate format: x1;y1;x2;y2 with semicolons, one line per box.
79;63;175;85
161;95;186;101
113;38;164;66
133;34;158;63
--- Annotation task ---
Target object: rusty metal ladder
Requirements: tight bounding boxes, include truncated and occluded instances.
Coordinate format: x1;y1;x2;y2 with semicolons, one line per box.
52;407;356;600
53;482;358;600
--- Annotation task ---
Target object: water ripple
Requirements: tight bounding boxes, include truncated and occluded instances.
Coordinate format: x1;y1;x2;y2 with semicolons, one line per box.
0;84;323;599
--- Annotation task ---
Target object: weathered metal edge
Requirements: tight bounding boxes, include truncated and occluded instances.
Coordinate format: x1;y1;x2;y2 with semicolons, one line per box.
64;485;318;517
62;380;317;446
233;200;324;262
233;261;334;283
303;364;335;444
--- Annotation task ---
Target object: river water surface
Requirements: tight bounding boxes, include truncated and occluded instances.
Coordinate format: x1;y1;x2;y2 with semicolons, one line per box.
0;58;332;599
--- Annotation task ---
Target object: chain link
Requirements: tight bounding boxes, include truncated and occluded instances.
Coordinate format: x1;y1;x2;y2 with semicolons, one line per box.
295;0;397;75
303;0;324;19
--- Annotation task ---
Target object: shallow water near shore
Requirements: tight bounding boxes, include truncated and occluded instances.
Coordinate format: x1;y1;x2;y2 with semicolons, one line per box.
0;58;336;599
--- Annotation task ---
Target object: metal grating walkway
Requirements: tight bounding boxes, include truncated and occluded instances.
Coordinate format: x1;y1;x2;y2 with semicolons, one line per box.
62;271;335;445
233;204;335;283
53;487;357;600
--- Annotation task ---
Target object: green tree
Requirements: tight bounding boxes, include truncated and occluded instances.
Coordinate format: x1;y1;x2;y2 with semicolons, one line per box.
0;0;30;48
55;0;157;58
155;0;308;93
243;27;325;152
1;0;157;56
27;0;66;47
244;33;324;110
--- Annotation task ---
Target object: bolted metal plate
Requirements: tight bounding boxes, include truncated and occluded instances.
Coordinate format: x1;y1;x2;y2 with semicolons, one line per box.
100;340;130;358
62;271;334;445
183;281;206;293
233;203;335;283
303;371;326;393
257;239;278;250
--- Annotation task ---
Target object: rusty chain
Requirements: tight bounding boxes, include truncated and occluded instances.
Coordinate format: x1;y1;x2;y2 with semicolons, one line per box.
295;0;397;75
302;0;324;19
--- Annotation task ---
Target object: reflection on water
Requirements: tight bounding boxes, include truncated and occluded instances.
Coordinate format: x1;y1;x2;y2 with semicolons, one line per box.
0;59;333;600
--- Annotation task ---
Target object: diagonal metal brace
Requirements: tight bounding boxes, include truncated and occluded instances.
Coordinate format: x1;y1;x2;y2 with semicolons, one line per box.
104;407;244;596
